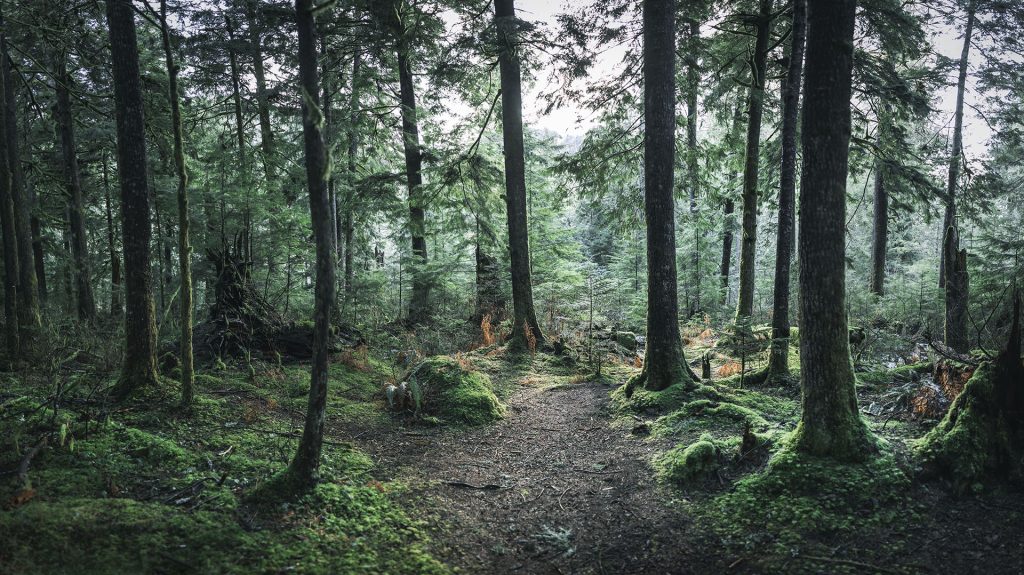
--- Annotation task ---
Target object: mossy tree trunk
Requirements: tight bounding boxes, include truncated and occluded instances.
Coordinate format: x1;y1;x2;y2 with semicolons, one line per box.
791;0;873;461
735;0;772;321
768;0;805;380
288;0;336;490
106;0;159;397
943;226;970;353
155;0;195;407
629;0;694;394
495;0;543;348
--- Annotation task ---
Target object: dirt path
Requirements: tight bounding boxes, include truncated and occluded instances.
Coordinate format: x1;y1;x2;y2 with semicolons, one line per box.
356;379;722;574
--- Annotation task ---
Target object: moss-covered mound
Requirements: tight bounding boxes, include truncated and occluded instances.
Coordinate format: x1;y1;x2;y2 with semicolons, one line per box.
916;360;1024;489
654;433;724;486
406;356;505;426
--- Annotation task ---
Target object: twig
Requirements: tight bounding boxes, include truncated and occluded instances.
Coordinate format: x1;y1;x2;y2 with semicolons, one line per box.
443;480;504;490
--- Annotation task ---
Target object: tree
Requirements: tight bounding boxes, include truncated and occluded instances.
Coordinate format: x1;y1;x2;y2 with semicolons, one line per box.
767;0;805;380
287;0;336;490
941;0;976;352
153;0;195;406
106;0;159;397
495;0;543;348
0;46;18;358
790;0;874;460
626;0;695;394
53;50;96;321
735;0;773;320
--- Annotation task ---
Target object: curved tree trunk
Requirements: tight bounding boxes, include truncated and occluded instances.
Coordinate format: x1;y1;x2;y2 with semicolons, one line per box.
495;0;543;347
156;0;195;406
628;0;694;394
791;0;873;461
288;0;336;490
735;0;772;320
106;0;159;397
768;0;805;380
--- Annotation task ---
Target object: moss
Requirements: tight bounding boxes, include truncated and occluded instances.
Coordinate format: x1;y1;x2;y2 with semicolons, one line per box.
706;446;912;567
612;382;692;414
915;362;1024;489
857;361;931;388
408;356;505;426
655;433;722;486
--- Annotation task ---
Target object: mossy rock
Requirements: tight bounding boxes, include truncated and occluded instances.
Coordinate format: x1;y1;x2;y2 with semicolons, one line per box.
655;433;722;486
407;356;505;426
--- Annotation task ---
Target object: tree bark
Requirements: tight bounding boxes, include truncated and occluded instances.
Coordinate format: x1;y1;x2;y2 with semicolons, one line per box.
0;52;18;357
940;0;975;289
245;0;275;183
768;0;805;379
685;19;700;315
791;0;873;461
288;0;336;490
397;44;430;324
106;0;158;397
869;147;888;296
735;0;772;320
102;154;122;318
943;226;969;353
1;26;39;332
157;0;195;407
54;54;96;321
343;51;360;304
628;0;694;393
495;0;543;347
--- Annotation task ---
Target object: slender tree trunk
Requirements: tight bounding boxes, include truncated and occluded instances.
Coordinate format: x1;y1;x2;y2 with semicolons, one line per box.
1;28;39;332
736;0;772;320
768;0;805;379
102;154;122;318
27;175;45;306
54;54;96;321
288;0;336;490
940;0;975;289
944;226;969;353
397;46;430;324
225;14;253;241
869;144;888;296
685;19;700;315
792;0;872;461
245;0;275;183
343;52;360;305
0;55;18;357
495;0;543;347
720;199;735;302
106;0;158;397
157;0;194;406
627;0;694;394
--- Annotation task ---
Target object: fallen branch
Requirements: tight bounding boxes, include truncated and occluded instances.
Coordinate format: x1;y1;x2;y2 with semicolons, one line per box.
799;555;906;574
17;437;48;488
443;480;504;490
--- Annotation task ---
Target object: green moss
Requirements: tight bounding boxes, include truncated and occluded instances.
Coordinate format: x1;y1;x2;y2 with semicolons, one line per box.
706;446;912;566
612;382;692;413
653;399;770;437
408;356;505;426
655;433;722;486
857;361;931;388
915;362;1023;488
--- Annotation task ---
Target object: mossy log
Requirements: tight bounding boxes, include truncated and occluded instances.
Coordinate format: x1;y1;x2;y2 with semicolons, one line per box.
917;296;1024;488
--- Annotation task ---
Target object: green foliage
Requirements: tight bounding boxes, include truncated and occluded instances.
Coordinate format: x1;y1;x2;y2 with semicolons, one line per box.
654;433;722;487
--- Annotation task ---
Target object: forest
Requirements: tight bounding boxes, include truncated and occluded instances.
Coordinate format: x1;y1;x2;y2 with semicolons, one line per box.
0;0;1022;573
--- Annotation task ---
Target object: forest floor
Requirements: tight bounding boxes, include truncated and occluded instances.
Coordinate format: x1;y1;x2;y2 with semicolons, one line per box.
2;333;1023;574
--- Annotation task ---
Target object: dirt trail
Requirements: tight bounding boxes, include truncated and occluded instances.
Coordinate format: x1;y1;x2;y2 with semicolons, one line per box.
356;379;722;574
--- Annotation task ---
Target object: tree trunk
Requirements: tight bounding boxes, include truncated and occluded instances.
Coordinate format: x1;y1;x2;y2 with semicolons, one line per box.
157;0;195;407
343;51;361;304
0;55;18;357
397;46;430;324
720;198;735;303
940;0;974;289
102;154;122;318
245;0;275;183
495;0;543;347
1;25;40;332
736;0;772;320
869;149;888;296
768;0;805;380
627;0;694;394
943;226;969;353
54;54;96;321
106;0;158;397
685;19;700;315
288;0;336;491
791;0;873;461
27;175;46;306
